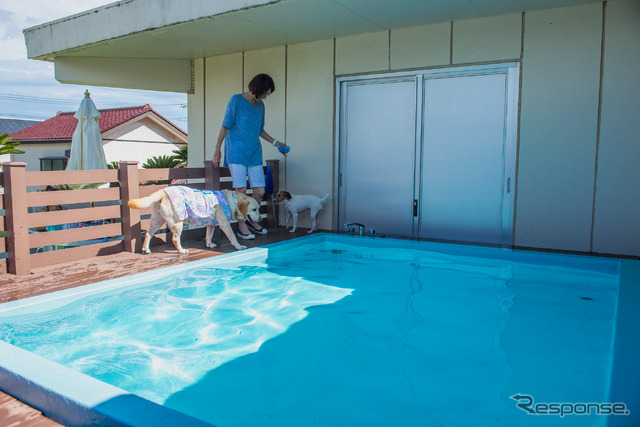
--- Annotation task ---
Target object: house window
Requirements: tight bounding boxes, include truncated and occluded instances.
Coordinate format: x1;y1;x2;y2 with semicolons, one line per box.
40;157;68;171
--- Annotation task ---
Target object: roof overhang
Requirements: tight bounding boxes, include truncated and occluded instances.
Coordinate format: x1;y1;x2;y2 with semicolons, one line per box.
23;0;601;92
25;0;601;62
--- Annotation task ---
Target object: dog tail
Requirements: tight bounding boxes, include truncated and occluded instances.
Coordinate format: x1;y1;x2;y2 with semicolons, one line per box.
127;190;164;209
321;193;331;205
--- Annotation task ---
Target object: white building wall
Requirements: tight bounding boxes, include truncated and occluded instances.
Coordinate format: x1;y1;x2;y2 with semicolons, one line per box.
592;0;640;255
103;140;182;166
204;53;243;166
103;125;184;166
452;13;522;63
191;0;640;255
13;123;185;171
517;3;603;252
244;46;287;143
188;58;206;169
12;143;71;172
390;22;450;69
335;31;389;75
285;39;335;230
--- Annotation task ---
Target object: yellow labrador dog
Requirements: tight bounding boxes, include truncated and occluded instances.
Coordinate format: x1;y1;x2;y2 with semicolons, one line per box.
127;186;261;254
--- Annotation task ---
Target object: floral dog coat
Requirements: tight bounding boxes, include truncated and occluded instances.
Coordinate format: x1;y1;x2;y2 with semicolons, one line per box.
164;186;233;228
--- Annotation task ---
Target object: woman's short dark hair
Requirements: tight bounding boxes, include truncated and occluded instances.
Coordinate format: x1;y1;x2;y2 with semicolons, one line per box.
248;74;275;98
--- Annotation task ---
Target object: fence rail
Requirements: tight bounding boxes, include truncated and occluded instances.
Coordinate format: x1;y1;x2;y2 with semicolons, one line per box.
0;159;280;276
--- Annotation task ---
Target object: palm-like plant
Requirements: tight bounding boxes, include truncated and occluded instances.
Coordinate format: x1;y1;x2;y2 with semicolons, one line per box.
141;155;182;185
171;145;188;167
142;155;182;169
0;132;25;156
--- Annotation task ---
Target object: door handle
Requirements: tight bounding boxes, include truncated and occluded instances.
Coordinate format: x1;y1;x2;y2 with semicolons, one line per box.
507;177;511;194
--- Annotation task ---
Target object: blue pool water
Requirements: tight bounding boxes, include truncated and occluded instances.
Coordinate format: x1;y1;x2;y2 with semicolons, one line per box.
0;234;629;426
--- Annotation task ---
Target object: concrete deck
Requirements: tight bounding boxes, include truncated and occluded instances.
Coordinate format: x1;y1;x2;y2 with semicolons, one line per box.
0;226;310;426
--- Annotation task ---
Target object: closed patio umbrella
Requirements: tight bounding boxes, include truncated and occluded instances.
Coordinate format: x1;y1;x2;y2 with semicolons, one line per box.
66;90;108;171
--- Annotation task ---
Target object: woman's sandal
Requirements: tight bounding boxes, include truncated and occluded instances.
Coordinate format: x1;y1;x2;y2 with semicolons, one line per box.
245;219;267;235
236;230;255;240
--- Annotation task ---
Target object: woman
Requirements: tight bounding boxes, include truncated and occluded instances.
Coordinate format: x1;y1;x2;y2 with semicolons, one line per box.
212;73;288;240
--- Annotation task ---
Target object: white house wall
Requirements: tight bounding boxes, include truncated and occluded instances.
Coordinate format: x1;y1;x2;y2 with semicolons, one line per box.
190;0;640;256
13;126;184;172
13;143;71;172
103;125;184;166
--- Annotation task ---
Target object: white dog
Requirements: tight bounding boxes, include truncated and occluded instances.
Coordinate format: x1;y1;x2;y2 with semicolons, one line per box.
128;186;262;254
274;190;330;233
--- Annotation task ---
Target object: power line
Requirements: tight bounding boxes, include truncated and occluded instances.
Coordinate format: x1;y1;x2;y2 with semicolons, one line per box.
0;92;186;108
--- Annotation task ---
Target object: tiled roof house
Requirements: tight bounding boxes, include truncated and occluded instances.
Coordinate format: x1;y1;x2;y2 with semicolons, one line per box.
0;118;41;135
9;104;187;171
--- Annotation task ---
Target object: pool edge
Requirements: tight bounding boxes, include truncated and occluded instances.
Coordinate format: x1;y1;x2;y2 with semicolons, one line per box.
0;340;212;427
606;259;640;427
1;233;635;426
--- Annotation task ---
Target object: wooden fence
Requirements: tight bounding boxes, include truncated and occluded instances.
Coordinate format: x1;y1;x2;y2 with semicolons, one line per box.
0;160;280;276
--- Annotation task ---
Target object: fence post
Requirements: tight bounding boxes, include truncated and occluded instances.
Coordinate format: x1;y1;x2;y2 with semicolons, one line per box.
204;160;220;191
2;162;30;275
0;185;5;274
119;161;141;253
265;159;280;227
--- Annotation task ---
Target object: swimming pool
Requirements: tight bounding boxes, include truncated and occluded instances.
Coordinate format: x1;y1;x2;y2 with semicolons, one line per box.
0;234;638;426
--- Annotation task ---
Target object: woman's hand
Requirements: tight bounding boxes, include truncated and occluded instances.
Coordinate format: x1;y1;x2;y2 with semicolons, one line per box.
276;142;290;156
212;148;222;167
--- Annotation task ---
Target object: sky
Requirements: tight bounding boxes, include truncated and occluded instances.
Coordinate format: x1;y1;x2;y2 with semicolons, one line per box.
0;0;188;131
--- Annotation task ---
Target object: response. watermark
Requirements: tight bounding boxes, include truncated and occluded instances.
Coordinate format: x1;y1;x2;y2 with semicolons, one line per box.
510;394;630;418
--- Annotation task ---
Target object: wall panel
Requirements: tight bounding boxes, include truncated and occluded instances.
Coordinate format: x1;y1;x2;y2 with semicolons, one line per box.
453;13;522;64
391;23;450;69
204;53;243;163
286;40;335;229
335;31;389;75
592;0;640;255
244;47;287;149
187;58;205;168
516;3;602;251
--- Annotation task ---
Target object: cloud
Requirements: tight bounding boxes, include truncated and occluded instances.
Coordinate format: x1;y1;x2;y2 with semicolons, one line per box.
0;1;188;130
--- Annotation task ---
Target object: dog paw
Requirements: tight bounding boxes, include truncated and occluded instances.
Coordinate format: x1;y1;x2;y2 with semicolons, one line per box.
206;242;217;248
289;229;296;233
142;248;151;254
235;244;247;250
307;230;315;234
179;249;189;254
